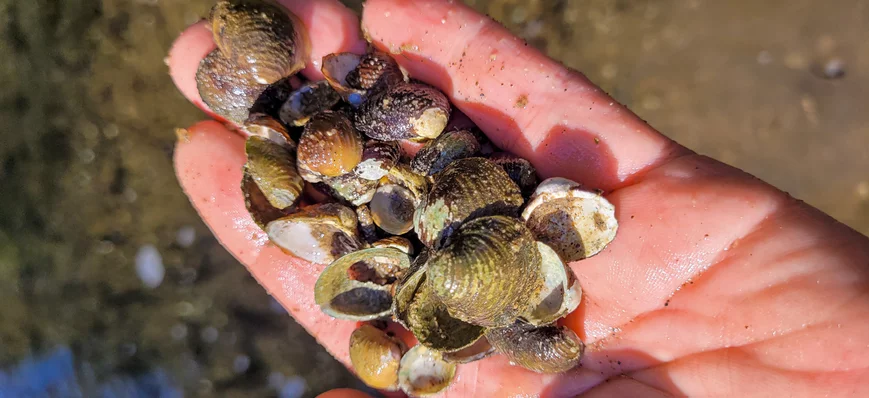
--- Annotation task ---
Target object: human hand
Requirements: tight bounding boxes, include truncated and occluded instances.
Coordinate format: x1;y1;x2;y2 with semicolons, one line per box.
167;0;869;396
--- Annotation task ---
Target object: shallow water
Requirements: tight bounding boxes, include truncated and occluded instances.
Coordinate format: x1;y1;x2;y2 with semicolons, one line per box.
0;0;866;396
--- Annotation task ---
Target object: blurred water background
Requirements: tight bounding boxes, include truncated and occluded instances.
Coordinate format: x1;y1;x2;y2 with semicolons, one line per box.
1;0;867;396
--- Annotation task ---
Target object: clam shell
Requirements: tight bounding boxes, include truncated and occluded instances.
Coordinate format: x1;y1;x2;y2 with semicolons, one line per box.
355;204;379;244
355;82;451;141
370;184;417;235
241;169;294;229
410;129;481;176
244;136;304;210
393;262;485;352
486;322;584;374
442;336;496;364
314;247;411;320
521;242;582;326
488;152;539;198
243;113;297;149
209;0;309;85
426;216;544;328
316;172;378;206
297;110;364;181
279;80;340;126
398;345;457;397
354;140;400;181
414;157;524;248
196;49;265;125
349;323;406;390
521;177;618;262
322;50;405;106
266;203;362;264
371;236;415;255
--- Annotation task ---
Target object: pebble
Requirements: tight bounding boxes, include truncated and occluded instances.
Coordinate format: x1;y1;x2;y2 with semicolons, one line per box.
176;226;196;248
200;326;219;343
135;244;164;289
233;355;251;374
279;376;307;398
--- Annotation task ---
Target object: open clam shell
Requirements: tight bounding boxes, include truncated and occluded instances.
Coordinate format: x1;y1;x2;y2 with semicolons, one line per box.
426;216;544;328
521;177;618;262
370;164;428;236
321;50;405;106
243;113;297;149
349;323;407;391
521;242;582;326
244;135;304;210
414;157;524;248
314;247;411;321
371;236;415;255
398;345;457;397
410;129;481;176
355;82;451;141
209;0;309;85
486;322;584;374
266;203;363;264
279;80;341;126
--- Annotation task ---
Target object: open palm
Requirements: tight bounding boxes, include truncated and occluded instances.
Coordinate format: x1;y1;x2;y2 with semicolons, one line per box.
168;1;869;396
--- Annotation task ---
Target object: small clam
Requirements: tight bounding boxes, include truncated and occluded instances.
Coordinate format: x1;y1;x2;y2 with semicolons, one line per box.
394;259;485;352
322;50;404;105
488;152;539;198
414;157;524;248
371;236;415;255
209;0;309;85
243;113;297;149
521;177;618;262
349;323;407;390
314;247;410;320
371;165;428;236
355;82;451;141
354;140;400;181
297;110;364;182
521;242;582;326
410;129;481;176
279;80;340;126
442;336;496;364
316;172;378;206
196;49;265;124
355;205;379;244
241;169;294;229
486;322;584;374
427;216;544;328
266;203;363;264
244;136;304;210
398;345;457;396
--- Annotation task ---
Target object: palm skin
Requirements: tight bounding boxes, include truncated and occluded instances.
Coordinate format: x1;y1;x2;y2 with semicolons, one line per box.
167;0;869;396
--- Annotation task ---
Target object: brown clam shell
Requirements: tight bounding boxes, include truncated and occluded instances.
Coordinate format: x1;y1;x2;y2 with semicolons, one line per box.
349;323;407;391
209;0;309;85
486;322;584;374
414;157;524;248
426;216;544;328
355;82;451;141
297;110;364;180
243;113;297;149
244;135;304;210
196;49;265;125
321;50;405;106
241;169;294;229
411;129;481;176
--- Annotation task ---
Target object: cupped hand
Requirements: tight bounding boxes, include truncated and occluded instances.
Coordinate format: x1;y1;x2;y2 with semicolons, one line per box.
168;1;869;396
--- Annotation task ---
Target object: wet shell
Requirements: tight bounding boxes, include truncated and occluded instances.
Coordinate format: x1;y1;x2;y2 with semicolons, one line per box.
322;51;404;106
349;323;406;390
371;164;428;235
488;152;539;198
355;82;451;141
243;113;297;149
410;129;481;176
279;80;340;126
266;203;363;264
414;157;524;248
355;205;379;244
241;169;294;229
486;322;584;374
398;345;457;397
394;260;485;352
314;247;411;320
196;49;265;124
244;136;304;210
354;140;400;181
522;177;618;262
371;236;415;255
209;0;309;85
522;242;582;326
442;336;496;364
316;172;378;206
297;111;364;181
426;216;544;328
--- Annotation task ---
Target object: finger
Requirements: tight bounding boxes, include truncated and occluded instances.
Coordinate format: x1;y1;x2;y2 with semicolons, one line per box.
362;0;687;191
168;0;365;117
317;389;372;398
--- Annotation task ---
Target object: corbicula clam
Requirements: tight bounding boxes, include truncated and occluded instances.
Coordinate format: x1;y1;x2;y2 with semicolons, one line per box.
266;203;362;264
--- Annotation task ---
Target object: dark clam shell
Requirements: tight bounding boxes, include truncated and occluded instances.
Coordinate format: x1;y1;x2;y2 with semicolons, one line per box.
354;140;400;181
196;49;265;125
322;50;405;106
488;152;539;198
355;82;451;141
410;129;481;176
241;169;294;229
209;0;309;85
279;80;340;126
243;113;297;149
486;322;584;374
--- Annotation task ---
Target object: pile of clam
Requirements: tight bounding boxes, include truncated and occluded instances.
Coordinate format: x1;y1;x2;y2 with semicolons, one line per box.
195;1;618;395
